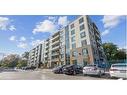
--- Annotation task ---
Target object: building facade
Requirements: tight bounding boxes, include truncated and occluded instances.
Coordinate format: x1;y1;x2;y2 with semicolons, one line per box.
28;43;42;67
28;15;106;68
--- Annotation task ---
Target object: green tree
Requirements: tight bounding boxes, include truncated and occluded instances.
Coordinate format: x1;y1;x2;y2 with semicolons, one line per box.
114;50;126;60
17;60;27;68
22;52;29;60
1;54;20;68
102;43;118;61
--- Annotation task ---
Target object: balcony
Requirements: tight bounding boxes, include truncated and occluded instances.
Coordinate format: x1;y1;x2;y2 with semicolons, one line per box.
51;52;59;56
51;45;59;50
52;40;60;46
52;32;59;37
96;40;102;46
52;37;59;43
51;57;59;62
45;45;49;50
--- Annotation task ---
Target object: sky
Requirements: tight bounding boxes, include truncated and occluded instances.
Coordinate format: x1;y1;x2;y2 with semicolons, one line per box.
0;15;126;59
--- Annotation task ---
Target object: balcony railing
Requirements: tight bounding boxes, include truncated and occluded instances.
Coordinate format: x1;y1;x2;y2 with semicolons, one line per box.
51;45;59;50
51;52;59;56
51;40;60;46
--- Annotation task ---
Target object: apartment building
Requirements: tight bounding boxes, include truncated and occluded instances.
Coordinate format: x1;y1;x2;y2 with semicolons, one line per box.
28;15;106;68
69;16;106;66
28;43;42;67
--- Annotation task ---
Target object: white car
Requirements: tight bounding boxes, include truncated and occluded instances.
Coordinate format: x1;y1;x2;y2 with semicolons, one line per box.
109;63;127;79
83;64;105;77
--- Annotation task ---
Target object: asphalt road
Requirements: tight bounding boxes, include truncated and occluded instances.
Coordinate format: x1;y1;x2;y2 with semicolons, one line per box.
0;69;111;80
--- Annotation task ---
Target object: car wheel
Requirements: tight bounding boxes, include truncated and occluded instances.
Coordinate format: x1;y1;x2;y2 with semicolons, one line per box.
98;71;102;77
83;74;87;76
73;70;76;75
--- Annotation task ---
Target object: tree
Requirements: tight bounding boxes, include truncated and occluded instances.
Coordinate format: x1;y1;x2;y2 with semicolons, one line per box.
102;43;118;61
22;52;29;60
114;50;126;60
102;43;127;62
16;60;27;68
1;54;20;68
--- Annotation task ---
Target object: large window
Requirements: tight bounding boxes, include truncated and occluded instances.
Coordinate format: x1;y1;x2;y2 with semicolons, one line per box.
80;31;86;38
72;51;77;57
72;43;76;49
82;48;88;55
70;23;74;29
80;24;85;31
79;17;84;24
71;36;75;42
71;29;75;35
81;40;87;47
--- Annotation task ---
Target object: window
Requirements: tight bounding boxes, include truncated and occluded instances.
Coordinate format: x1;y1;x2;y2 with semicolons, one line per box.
61;54;64;58
72;43;76;49
81;40;87;47
83;59;87;66
71;29;75;35
72;60;77;64
60;36;64;41
80;24;85;31
70;23;74;29
80;31;86;38
79;17;84;24
82;48;88;55
71;36;75;42
72;51;77;57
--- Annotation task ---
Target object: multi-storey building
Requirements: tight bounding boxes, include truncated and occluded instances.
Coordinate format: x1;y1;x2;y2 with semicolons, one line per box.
69;16;106;66
28;15;106;68
28;43;42;67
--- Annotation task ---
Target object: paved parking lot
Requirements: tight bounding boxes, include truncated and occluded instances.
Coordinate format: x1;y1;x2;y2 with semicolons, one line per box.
0;69;111;80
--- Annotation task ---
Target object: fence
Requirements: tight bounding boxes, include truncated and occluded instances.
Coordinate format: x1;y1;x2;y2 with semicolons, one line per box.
106;59;127;69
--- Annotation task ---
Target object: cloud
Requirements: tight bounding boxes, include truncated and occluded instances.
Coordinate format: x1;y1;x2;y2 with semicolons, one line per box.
58;16;68;26
101;29;110;36
0;17;16;31
102;15;123;29
119;45;127;49
48;16;56;20
32;20;56;34
30;39;43;46
19;36;26;41
101;15;124;36
32;16;69;34
9;36;28;49
9;25;16;31
9;36;16;41
17;42;28;49
0;17;10;30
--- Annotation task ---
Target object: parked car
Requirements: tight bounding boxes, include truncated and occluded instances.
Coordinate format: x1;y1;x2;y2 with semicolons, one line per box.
109;63;127;79
63;64;83;75
83;64;105;77
52;64;67;74
22;66;36;70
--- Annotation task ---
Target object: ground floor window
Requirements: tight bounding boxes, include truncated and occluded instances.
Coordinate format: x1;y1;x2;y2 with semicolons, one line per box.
72;60;77;64
83;59;87;66
82;48;88;56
